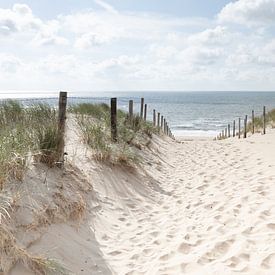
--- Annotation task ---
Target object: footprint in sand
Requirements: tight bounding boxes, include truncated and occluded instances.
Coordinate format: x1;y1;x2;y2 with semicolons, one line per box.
261;253;275;269
267;223;275;230
178;242;191;254
198;240;234;264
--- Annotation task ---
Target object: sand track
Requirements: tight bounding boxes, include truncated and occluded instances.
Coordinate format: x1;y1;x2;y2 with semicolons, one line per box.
67;116;275;275
9;120;275;275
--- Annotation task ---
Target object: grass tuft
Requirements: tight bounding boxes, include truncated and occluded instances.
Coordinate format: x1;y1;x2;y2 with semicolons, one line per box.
70;103;158;166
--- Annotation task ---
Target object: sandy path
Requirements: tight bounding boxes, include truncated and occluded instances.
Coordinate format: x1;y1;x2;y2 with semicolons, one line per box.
63;117;275;275
86;132;275;275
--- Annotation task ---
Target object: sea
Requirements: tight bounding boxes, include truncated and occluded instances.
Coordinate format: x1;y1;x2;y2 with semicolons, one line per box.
1;91;275;137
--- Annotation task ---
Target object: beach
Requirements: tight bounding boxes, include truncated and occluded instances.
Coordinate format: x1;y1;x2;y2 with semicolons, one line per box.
7;116;275;275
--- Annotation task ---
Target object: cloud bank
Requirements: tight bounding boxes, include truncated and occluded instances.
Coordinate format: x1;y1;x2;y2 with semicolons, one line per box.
0;0;275;91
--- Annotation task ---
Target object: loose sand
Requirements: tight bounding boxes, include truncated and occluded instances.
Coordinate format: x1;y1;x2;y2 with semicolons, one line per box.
8;120;275;275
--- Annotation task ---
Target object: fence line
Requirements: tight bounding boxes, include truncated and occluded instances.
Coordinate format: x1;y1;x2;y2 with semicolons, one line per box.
217;106;268;140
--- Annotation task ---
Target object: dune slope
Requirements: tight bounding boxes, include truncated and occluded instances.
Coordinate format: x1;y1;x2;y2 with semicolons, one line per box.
6;118;275;275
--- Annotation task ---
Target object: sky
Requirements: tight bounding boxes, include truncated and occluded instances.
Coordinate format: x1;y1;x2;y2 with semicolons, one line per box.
0;0;275;92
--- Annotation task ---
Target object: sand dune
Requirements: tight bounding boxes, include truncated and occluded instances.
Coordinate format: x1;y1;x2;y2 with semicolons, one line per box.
8;119;275;275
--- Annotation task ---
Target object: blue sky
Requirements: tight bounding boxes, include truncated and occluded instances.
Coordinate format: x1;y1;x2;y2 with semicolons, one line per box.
0;0;231;18
0;0;275;92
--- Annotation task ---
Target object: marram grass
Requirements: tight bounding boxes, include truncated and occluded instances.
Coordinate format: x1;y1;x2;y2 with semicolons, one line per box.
0;101;59;187
70;103;158;166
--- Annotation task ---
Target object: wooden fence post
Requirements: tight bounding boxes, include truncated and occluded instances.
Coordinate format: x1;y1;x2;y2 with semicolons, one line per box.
57;91;67;168
238;118;241;139
222;130;224;139
140;98;144;118
225;127;227;138
263;106;266;135
111;98;117;142
163;118;166;132
233;120;235;137
244;115;247;138
252;110;255;134
157;112;160;130
161;115;163;131
144;104;147;121
228;124;230;137
153;109;156;126
129;100;133;121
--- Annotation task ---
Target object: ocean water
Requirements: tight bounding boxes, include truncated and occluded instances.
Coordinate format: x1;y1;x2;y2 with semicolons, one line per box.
1;91;275;137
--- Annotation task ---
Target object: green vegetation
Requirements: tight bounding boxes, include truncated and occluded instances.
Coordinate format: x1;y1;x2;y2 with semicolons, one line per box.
0;100;58;187
247;108;275;133
70;103;158;166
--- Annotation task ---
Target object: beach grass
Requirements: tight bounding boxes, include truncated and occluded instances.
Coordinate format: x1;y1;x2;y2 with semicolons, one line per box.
0;100;58;187
70;103;157;166
247;108;275;133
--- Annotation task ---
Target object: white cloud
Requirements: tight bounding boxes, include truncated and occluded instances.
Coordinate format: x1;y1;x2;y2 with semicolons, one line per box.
0;4;67;47
218;0;275;26
0;2;275;91
188;26;229;45
12;3;32;15
0;53;22;73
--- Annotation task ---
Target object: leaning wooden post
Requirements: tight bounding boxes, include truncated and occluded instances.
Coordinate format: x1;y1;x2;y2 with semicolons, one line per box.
263;106;266;135
144;104;147;121
228;124;230;137
233;120;235;137
111;98;117;142
238;118;241;139
153;109;156;126
163;118;166;132
244;115;247;138
252;110;255;134
140;98;144;118
129;100;133;122
57;91;67;168
161;115;164;131
225;127;227;138
157;112;160;130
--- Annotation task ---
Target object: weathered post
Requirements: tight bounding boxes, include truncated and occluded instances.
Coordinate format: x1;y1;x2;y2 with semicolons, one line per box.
163;118;166;132
238;118;241;139
225;127;227;138
111;98;117;142
153;109;156;126
57;91;67;168
129;100;133;122
252;110;255;134
263;106;266;135
228;124;230;137
157;112;160;130
161;115;164;131
244;115;247;138
233;120;235;137
144;104;147;121
222;130;224;139
140;98;144;118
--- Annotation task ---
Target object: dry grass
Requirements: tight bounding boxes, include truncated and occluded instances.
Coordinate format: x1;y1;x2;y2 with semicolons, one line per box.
247;108;275;133
70;103;157;166
0;101;73;274
0;101;59;187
